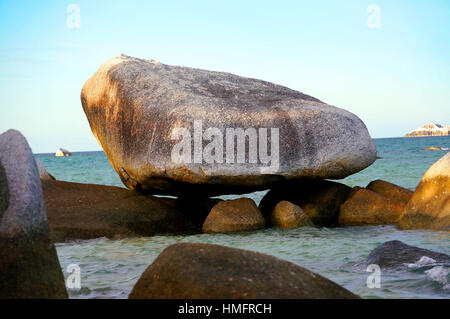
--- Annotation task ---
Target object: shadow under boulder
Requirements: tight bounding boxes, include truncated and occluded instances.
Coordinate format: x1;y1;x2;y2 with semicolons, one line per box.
129;243;359;299
259;179;351;226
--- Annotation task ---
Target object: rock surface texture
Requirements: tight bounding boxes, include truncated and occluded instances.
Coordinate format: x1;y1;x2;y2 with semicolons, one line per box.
399;152;450;230
81;54;376;196
270;200;313;228
338;188;405;226
129;243;359;299
42;180;187;242
202;198;265;233
0;130;67;298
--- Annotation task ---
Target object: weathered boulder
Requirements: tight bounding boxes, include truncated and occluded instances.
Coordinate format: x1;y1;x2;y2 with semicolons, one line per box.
366;179;413;203
399;152;450;230
202;198;265;233
42;180;187;242
271;200;313;228
366;240;450;270
338;189;405;226
0;130;67;298
259;180;351;226
35;158;55;180
81;54;376;196
129;243;359;299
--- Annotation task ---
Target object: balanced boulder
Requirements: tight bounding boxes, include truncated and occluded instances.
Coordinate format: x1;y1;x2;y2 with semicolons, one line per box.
81;54;376;196
399;152;450;230
338;188;405;226
0;130;67;298
202;198;265;233
271;200;313;228
129;243;359;299
42;180;187;242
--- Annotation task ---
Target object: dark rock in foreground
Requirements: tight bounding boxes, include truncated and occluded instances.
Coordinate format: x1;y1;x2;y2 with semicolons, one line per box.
81;54;376;196
129;243;359;299
42;180;187;242
0;130;67;298
399;152;450;230
259;180;351;226
202;198;265;233
366;240;450;270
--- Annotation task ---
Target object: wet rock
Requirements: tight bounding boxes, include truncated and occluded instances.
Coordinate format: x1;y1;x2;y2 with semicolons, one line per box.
42;180;187;242
338;189;405;226
81;54;376;196
202;198;265;233
366;179;413;204
399;152;450;230
0;129;67;298
366;240;450;270
271;200;313;228
259;180;351;226
129;243;359;299
35;158;55;180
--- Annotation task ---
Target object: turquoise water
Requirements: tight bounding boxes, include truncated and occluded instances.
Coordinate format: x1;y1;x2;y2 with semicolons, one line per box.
37;137;450;299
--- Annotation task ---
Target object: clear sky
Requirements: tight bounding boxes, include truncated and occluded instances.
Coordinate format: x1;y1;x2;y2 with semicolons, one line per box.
0;0;449;153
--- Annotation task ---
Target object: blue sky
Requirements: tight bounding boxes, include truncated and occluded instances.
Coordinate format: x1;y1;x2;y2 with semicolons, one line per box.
0;0;449;153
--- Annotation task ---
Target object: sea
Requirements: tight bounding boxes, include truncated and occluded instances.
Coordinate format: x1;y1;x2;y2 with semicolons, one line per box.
35;136;450;299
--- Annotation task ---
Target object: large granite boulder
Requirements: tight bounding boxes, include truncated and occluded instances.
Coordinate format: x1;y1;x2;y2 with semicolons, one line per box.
42;180;187;242
259;180;352;226
0;130;67;298
81;54;376;196
365;240;450;270
129;243;359;298
399;152;450;230
202;198;265;233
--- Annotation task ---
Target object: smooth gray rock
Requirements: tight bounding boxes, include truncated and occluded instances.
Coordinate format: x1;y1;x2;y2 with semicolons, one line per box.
0;129;67;298
81;54;377;196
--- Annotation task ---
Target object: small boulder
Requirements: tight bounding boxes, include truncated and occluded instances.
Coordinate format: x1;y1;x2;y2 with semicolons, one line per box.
0;129;67;298
271;200;313;228
202;198;265;233
35;158;56;180
366;179;413;204
338;189;405;226
129;243;359;299
42;180;187;242
259;180;351;226
399;152;450;230
365;240;450;270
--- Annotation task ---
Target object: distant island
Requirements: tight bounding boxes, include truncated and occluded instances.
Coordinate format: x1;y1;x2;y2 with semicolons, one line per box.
404;123;450;137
